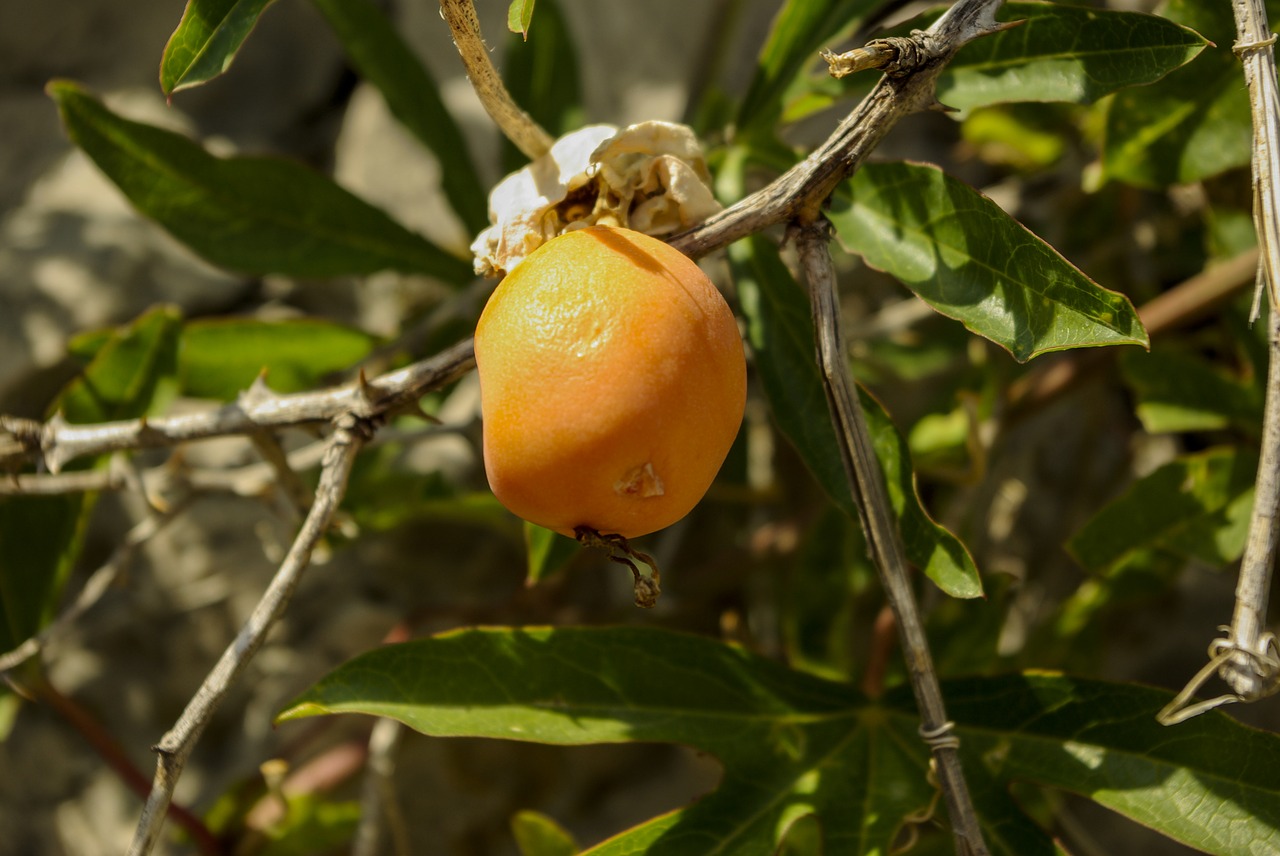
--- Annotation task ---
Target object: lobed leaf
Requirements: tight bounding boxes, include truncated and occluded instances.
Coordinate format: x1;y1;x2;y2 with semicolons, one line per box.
830;161;1149;362
730;235;983;598
309;0;489;233
48;81;473;283
1068;446;1257;573
279;626;1280;855
160;0;275;96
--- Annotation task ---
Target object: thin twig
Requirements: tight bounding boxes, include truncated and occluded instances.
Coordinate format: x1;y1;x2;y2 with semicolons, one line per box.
353;717;411;856
438;0;553;160
127;415;369;855
795;222;988;855
1161;0;1280;724
1223;0;1280;699
0;339;474;474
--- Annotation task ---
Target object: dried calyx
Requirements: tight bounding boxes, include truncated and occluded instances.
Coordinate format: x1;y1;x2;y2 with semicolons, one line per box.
470;121;721;277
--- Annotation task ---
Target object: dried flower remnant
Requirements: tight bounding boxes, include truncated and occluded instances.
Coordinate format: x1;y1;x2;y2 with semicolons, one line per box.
470;121;722;277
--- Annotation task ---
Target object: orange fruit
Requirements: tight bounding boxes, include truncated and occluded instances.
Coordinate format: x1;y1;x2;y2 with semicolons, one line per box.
474;225;746;539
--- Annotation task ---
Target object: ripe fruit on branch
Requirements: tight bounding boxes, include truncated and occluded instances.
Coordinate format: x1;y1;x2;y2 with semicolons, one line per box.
474;225;747;542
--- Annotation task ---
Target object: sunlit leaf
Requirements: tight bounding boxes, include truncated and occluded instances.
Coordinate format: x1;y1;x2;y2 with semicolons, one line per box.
1100;0;1251;188
508;0;536;39
280;626;1280;855
830;161;1149;362
936;1;1209;113
730;235;982;598
1119;347;1263;435
160;0;275;95
310;0;488;232
512;809;579;856
179;318;377;400
1068;446;1257;573
48;81;472;283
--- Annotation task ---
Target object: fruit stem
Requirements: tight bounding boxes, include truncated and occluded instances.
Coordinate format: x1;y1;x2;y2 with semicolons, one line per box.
438;0;554;161
575;527;662;609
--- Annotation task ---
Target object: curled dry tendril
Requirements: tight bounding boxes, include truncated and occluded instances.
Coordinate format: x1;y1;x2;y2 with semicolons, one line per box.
574;526;662;608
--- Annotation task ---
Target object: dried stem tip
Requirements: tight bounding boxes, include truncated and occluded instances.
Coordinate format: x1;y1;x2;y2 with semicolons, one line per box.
439;0;553;160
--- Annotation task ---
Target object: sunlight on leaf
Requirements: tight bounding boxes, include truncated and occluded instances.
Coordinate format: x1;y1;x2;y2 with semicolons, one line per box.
279;626;1280;856
831;161;1149;362
160;0;275;95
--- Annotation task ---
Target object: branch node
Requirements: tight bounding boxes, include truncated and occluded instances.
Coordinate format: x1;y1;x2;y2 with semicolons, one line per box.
240;371;277;410
1234;33;1278;56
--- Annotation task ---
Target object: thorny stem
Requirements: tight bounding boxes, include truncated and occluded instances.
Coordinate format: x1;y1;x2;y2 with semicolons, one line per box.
0;0;1014;851
1161;0;1280;723
127;416;368;855
438;0;553;161
795;223;987;856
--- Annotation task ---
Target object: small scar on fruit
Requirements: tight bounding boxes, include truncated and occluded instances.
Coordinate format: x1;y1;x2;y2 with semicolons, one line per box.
575;526;662;608
614;462;665;498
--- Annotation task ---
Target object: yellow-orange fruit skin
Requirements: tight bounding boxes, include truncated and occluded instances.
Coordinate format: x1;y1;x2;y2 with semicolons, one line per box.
474;226;746;539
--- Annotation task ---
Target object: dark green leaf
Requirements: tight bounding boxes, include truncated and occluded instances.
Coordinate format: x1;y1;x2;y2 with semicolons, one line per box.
0;307;181;651
1101;0;1250;188
279;627;1280;855
1068;446;1257;573
508;0;536;39
730;235;982;598
160;0;275;95
501;0;583;174
512;809;579;856
736;0;882;135
309;0;489;233
524;523;580;586
179;318;377;400
48;81;472;283
782;508;876;681
936;2;1208;113
830;161;1149;362
1119;347;1263;434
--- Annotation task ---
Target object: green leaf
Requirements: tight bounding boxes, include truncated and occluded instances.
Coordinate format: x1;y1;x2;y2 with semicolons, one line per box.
279;627;1280;855
524;523;580;586
160;0;275;95
178;318;377;400
730;235;982;598
830;161;1149;362
935;1;1208;113
1068;447;1257;573
781;508;876;681
508;0;536;39
512;809;579;856
309;0;489;233
501;0;583;174
0;307;181;652
736;0;882;135
48;81;472;283
1119;347;1263;434
1100;0;1251;188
